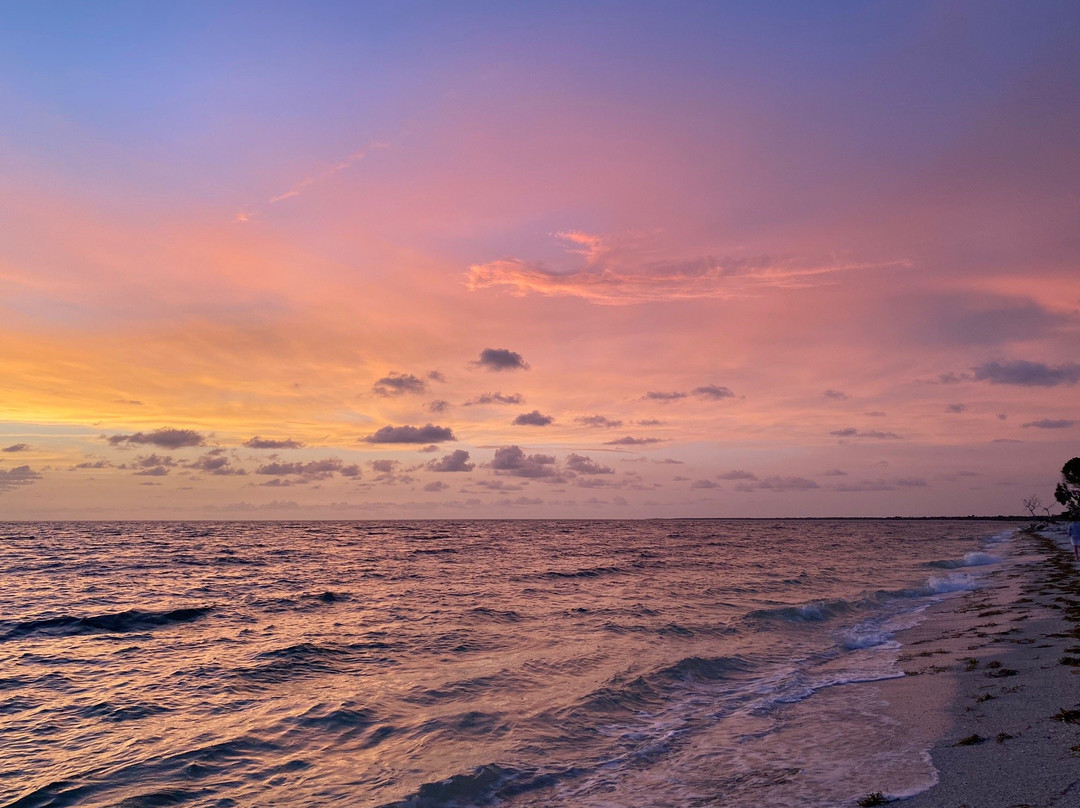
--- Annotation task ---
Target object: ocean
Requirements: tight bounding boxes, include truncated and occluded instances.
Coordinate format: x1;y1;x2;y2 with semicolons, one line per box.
0;519;1012;808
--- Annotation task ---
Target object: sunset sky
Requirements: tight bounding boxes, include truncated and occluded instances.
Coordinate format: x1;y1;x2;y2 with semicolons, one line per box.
1;1;1077;519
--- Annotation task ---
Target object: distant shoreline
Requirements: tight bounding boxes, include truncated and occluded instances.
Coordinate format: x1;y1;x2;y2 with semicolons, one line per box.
0;515;1046;523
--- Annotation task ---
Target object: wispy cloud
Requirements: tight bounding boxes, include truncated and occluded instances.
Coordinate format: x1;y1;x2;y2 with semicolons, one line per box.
467;231;902;305
269;142;387;204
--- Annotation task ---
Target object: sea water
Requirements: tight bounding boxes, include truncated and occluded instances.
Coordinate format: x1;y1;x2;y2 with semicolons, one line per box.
0;520;1011;807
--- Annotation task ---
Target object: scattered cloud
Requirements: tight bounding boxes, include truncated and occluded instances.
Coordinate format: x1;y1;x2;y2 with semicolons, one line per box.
427;449;475;472
829;428;902;440
424;481;449;492
73;459;112;469
945;404;967;414
473;479;524;492
513;410;554;426
495;496;544;507
417;444;440;453
645;387;733;402
692;385;735;400
188;451;246;476
576;414;623;428
822;468;848;477
0;465;42;492
735;476;820;492
823;389;848;400
133;465;171;477
465;392;525;406
426;400;452;413
865;411;887;417
831;479;897;492
491;445;562;479
1021;419;1076;429
363;424;456;444
106;428;206;449
691;479;719;489
717;469;757;480
971;360;1080;387
128;454;176;476
473;348;529;372
637;419;667;426
428;370;446;383
255;458;361;480
604;436;665;446
565;453;614;475
373;372;428;397
244;436;304;449
2;443;30;453
831;476;926;492
367;458;414;484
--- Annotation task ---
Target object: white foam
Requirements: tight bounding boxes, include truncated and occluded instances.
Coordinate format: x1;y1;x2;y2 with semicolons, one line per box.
960;551;1000;567
925;573;976;594
843;631;899;650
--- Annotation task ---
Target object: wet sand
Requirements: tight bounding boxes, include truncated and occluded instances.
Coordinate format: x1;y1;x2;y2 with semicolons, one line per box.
858;526;1080;807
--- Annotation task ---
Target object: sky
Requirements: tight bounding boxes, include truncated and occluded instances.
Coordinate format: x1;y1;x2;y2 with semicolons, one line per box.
0;0;1077;519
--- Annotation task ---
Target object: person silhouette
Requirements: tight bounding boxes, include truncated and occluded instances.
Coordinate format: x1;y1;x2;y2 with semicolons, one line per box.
1067;520;1080;561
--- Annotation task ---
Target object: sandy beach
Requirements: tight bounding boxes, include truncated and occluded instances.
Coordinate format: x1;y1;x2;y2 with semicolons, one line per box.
859;526;1080;807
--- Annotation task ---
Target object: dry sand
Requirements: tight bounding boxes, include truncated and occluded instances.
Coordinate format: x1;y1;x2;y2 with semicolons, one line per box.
854;526;1080;807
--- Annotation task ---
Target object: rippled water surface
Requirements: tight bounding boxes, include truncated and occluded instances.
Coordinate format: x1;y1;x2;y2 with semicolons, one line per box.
0;520;1010;807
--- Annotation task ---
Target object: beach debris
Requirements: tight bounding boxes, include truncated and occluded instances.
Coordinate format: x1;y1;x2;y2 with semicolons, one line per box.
954;733;986;746
856;791;889;806
1052;707;1080;724
995;732;1015;743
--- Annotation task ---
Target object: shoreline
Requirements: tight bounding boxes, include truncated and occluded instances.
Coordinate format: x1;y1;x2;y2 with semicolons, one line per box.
861;526;1080;806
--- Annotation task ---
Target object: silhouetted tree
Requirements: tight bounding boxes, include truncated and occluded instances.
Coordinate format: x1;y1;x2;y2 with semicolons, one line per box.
1054;457;1080;518
1023;494;1042;521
